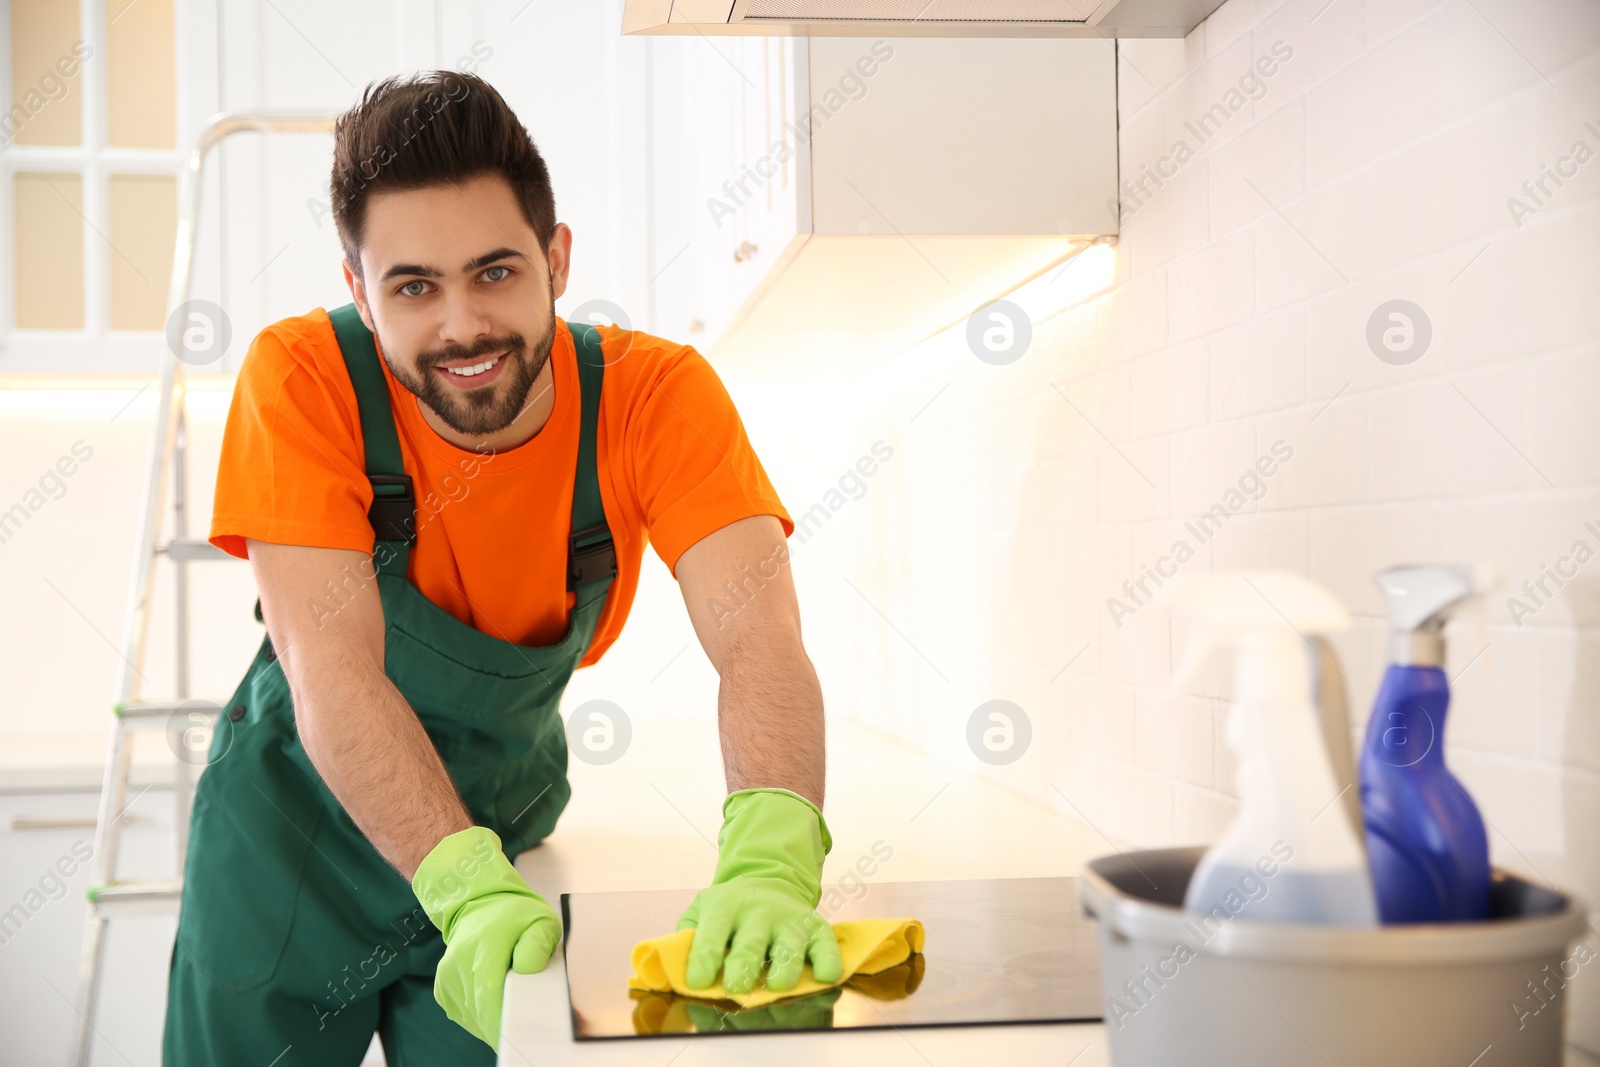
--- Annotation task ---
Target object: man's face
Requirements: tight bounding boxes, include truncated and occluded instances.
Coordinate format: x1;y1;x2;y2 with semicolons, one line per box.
350;173;568;438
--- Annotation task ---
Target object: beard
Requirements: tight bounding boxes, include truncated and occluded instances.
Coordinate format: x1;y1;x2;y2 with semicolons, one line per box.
380;278;558;438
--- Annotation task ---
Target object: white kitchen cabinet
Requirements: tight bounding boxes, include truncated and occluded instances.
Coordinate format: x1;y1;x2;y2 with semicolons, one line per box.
641;32;1115;376
0;789;178;1066
644;35;807;349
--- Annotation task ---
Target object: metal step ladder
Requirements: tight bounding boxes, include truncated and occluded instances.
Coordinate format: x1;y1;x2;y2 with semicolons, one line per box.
71;108;340;1067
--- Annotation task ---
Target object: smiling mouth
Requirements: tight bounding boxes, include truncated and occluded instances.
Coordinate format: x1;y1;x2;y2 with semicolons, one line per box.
437;351;507;380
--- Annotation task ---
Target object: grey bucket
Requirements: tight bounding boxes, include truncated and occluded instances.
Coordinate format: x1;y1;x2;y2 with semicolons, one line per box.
1078;846;1589;1067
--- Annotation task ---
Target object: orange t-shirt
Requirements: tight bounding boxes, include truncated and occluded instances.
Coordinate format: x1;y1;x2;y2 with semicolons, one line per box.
209;307;792;667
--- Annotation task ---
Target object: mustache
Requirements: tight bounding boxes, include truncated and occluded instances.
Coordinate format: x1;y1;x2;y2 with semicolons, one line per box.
420;336;524;368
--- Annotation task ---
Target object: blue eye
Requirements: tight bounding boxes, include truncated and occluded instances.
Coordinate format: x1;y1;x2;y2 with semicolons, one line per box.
399;280;427;297
483;265;511;282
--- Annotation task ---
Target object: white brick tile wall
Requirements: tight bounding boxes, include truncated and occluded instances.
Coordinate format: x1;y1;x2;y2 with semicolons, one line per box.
1163;31;1271;156
1206;97;1307;235
1309;505;1447;616
1253;0;1365;109
838;0;1600;1047
1131;518;1217;589
1124;158;1213;272
1049;745;1109;827
1325;615;1389;729
1064;524;1134;602
1306;21;1442;185
1441;201;1600;367
1203;0;1284;57
1104;267;1172;364
1209;304;1307;419
1067;674;1139;763
1294;168;1370;276
1465;0;1600;90
1101;760;1178;846
1167;228;1256;340
1447;624;1542;760
1533;348;1600;486
1255;393;1370;510
1368;370;1538;501
1118;93;1175;206
1058;364;1133;449
1100;602;1173;689
1364;0;1447;43
1173;780;1242;840
1130;339;1210;438
1135;688;1218;788
1432;3;1546;125
1537;630;1600;773
1117;39;1192;116
1210;511;1311;572
1453;748;1568;861
1169;419;1260;515
1254;171;1366;311
1096;437;1169;523
1535;55;1600;183
1437;491;1600;629
1366;95;1537;274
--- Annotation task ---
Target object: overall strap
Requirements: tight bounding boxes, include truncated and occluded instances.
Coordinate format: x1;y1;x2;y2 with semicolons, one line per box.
324;304;616;591
329;303;416;578
565;320;617;591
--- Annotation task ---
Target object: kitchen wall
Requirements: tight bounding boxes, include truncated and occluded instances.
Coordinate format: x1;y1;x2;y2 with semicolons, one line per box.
820;0;1600;1048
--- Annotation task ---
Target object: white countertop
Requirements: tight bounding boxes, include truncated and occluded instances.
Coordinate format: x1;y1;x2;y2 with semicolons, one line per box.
500;715;1116;1066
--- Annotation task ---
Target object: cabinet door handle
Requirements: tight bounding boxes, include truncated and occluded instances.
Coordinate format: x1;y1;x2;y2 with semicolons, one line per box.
734;241;759;263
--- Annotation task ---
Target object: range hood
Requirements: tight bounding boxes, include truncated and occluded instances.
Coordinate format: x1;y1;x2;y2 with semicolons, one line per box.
624;0;1226;38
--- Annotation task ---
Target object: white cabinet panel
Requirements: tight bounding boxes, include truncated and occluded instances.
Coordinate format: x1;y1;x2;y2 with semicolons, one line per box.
0;790;178;1067
642;32;1115;373
646;35;806;350
806;37;1117;236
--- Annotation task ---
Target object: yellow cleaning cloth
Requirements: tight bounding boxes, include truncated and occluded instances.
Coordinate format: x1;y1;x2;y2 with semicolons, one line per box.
628;918;926;1008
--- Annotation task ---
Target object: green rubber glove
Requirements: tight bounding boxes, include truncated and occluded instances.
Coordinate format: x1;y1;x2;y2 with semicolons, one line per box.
676;787;843;995
411;825;561;1051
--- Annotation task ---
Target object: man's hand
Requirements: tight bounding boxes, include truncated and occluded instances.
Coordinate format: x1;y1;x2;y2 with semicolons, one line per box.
678;881;841;993
412;826;561;1050
677;788;843;995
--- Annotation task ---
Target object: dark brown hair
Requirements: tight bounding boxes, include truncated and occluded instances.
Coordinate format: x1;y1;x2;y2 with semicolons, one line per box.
330;70;556;278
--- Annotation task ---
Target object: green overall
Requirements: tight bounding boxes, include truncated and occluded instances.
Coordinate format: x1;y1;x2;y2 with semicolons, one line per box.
164;305;617;1065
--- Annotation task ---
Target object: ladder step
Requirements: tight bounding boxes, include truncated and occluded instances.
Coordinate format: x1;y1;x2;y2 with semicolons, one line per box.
87;879;183;916
161;538;237;562
114;700;225;731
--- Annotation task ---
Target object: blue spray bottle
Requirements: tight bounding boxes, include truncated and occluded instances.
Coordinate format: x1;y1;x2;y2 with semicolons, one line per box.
1360;564;1500;923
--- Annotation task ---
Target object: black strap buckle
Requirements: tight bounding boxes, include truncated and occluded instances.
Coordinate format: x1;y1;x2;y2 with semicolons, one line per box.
568;522;617;587
368;472;417;545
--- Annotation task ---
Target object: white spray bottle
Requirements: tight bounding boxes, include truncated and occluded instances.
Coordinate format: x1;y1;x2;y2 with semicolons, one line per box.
1165;571;1379;926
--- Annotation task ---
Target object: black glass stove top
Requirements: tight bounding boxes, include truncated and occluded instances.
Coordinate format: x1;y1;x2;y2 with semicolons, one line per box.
560;876;1103;1040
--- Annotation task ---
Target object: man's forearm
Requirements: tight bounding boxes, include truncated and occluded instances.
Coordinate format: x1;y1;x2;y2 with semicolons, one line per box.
716;628;826;809
286;644;473;880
